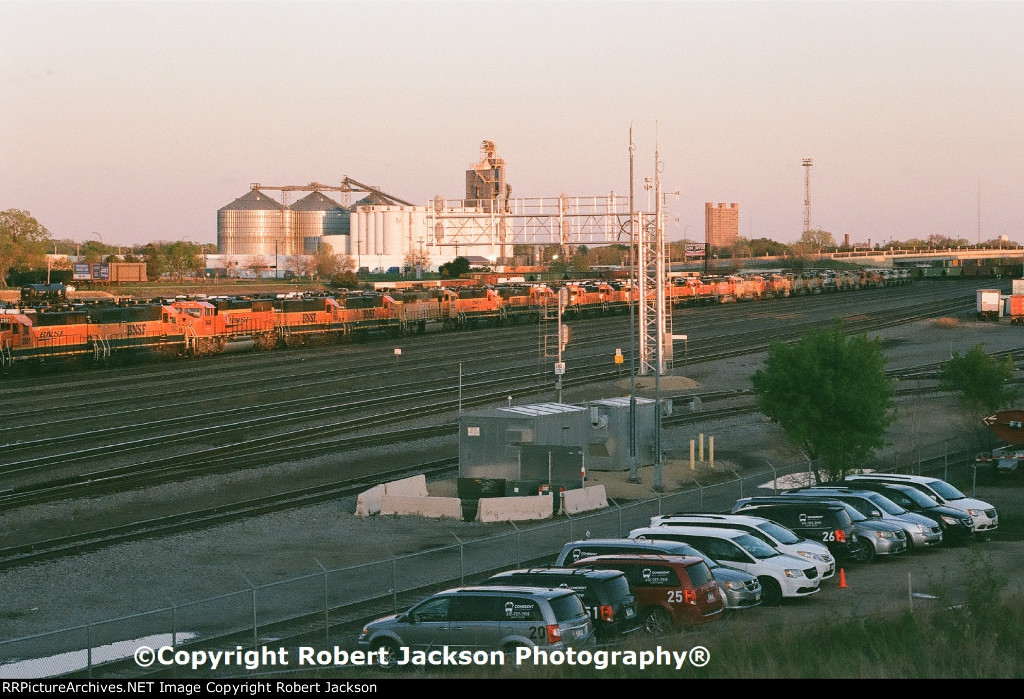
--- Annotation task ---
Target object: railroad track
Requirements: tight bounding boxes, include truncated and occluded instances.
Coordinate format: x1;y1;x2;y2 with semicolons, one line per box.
0;296;976;501
1;372;1002;569
0;295;984;511
0;459;459;569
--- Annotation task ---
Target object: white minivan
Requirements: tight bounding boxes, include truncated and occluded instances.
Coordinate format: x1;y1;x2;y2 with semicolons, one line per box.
649;513;835;580
629;525;821;605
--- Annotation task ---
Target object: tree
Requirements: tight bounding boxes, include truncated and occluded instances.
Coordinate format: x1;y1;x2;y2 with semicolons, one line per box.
928;234;969;248
1;209;52;287
403;245;431;274
163;241;202;281
751;321;896;483
726;238;752;259
438;256;471;279
747;238;790;258
796;228;836;254
313;241;339;279
337;253;356;275
246;255;270;279
938;344;1018;447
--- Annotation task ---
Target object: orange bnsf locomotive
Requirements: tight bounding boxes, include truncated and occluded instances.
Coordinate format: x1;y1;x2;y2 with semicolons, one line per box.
1;270;909;371
1;302;186;365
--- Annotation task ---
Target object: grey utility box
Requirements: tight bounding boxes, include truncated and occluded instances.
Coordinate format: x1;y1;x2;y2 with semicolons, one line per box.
583;396;666;471
459;402;590;482
458;397;669;480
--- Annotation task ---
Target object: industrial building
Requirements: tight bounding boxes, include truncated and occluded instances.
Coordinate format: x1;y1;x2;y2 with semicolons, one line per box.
215;142;515;273
705;202;739;249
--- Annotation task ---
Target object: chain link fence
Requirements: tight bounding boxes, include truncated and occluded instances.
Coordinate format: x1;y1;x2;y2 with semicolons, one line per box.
0;439;982;678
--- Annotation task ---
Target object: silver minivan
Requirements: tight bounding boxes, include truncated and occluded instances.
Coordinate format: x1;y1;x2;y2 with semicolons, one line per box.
357;586;595;666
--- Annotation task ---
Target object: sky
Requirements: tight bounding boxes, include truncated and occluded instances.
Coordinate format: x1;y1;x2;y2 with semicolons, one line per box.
3;0;1023;247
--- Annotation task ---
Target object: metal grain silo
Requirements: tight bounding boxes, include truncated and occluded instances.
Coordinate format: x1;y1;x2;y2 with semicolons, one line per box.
291;191;350;254
217;188;293;256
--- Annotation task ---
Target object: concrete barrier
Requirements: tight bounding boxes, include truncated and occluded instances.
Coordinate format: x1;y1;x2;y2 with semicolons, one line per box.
476;494;554;523
559;485;609;515
355;474;429;516
354;484;386;517
380;494;463;520
383;474;428;498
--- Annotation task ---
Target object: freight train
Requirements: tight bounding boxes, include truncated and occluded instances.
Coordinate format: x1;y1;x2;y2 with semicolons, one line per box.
1;270;910;371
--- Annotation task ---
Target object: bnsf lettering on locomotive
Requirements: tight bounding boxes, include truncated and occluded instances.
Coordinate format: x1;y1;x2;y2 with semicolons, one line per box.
39;330;64;339
362;309;374;319
127;324;147;336
301;313;318;323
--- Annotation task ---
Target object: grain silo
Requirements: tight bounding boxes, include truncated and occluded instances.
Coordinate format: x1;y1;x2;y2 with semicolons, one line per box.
291;191;350;254
217;187;294;256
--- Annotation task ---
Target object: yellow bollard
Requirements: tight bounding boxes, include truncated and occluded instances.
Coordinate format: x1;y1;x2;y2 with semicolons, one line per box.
690;440;695;470
709;435;714;468
699;433;704;462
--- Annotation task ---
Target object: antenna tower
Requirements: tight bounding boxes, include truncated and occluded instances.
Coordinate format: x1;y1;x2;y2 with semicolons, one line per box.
802;158;813;233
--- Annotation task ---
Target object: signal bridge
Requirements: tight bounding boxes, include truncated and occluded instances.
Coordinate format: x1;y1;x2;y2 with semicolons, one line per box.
426;193;650;250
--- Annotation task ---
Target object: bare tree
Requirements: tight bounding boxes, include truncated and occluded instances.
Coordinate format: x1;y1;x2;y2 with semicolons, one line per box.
246;255;270;279
403;245;431;273
337;253;356;275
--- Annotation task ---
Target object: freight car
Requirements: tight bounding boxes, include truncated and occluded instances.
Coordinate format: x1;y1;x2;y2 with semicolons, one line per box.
1;268;912;372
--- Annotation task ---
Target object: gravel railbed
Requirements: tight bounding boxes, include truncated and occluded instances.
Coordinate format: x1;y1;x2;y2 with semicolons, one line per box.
2;307;1023;665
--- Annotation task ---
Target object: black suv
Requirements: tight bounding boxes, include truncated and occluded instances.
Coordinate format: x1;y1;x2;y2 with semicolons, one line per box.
836;481;974;545
481;567;642;643
731;498;862;560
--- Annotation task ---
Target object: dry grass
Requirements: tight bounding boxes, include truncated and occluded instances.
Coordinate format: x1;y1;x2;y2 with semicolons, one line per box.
933;317;960;328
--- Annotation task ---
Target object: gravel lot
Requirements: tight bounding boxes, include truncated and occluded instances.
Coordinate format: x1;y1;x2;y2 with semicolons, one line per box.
2;302;1024;677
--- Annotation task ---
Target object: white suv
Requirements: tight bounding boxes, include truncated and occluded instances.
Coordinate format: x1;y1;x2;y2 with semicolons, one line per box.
844;473;998;537
649;513;835;580
629;526;821;605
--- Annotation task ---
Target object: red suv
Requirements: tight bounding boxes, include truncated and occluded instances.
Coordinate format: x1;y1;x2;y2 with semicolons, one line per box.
570;554;724;634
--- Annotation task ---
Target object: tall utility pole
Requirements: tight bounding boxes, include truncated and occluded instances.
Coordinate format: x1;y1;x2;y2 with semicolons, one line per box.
802;158;814;234
977;176;982;245
628;127;639;483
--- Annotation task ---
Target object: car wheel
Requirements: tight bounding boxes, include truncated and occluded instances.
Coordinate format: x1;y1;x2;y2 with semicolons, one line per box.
853;541;875;563
642;607;673;635
759;578;783;606
373;639;401;670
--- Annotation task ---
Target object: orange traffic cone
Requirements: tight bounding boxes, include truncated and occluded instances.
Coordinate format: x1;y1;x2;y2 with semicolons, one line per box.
838;568;848;589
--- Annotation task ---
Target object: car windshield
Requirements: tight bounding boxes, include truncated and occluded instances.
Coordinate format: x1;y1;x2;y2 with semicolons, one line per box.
866;493;906;515
734;533;780;559
897;487;940;508
928;480;967;501
838;497;879;518
639;536;721;569
840;503;868;522
756;521;801;545
675;544;721;570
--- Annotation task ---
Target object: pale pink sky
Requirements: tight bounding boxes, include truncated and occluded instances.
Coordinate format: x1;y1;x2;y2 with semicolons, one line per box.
3;1;1022;246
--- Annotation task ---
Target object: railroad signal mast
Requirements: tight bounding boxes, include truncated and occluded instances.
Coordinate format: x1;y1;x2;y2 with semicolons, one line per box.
430;138;676;383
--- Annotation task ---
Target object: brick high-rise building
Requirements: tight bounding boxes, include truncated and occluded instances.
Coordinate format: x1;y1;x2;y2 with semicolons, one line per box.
705;202;739;248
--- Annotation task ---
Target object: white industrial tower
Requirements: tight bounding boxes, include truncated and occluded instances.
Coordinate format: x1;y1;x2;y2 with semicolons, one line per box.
802;158;813;233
